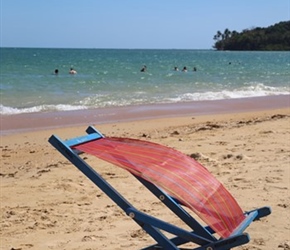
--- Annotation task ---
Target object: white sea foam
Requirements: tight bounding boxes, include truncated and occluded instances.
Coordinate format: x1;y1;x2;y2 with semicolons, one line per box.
1;83;289;115
169;83;290;102
0;104;87;115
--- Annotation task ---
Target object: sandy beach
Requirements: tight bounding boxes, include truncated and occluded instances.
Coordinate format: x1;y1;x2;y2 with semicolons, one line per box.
1;96;290;250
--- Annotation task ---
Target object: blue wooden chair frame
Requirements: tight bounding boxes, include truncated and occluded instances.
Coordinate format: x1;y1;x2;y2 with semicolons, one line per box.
49;126;271;250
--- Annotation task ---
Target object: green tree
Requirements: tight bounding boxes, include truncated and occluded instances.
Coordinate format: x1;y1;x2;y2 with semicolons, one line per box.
213;21;290;51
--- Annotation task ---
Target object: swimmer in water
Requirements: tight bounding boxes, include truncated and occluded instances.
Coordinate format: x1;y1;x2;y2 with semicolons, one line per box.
140;65;147;72
182;66;187;72
69;67;77;74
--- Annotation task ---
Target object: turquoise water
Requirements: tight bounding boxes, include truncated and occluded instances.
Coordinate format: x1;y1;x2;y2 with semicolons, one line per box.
1;48;289;115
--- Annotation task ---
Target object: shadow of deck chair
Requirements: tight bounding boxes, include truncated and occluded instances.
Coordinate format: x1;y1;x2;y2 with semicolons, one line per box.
49;126;271;250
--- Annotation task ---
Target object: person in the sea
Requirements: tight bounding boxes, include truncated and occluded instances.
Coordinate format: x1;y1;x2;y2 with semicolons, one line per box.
54;69;59;75
193;67;197;72
182;66;187;72
69;67;77;74
140;65;147;72
174;66;179;71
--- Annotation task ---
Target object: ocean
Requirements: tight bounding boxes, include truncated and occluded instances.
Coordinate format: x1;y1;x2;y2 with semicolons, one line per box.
1;48;289;115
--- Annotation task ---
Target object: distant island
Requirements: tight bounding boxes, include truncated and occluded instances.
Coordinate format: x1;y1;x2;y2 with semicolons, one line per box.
213;21;290;51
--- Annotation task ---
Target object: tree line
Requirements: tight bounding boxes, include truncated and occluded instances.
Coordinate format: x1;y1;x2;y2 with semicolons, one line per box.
213;21;290;51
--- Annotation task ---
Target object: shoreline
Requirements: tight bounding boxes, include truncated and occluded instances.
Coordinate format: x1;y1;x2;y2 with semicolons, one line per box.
1;95;289;135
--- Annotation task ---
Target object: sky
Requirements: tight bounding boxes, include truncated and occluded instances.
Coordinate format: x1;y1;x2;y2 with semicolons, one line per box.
1;0;289;49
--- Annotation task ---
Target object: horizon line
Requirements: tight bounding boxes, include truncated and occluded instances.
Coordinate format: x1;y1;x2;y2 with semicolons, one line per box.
0;46;214;50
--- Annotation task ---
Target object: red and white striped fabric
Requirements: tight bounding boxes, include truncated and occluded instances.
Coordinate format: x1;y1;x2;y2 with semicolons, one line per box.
74;137;245;238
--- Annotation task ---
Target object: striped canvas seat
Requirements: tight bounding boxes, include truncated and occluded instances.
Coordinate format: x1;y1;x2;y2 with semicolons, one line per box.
74;137;245;238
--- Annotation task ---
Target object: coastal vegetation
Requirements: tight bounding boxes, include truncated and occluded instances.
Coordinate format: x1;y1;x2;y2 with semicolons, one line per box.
213;21;290;51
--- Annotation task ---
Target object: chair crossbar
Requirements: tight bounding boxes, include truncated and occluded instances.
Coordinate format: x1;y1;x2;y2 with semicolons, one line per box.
135;175;217;242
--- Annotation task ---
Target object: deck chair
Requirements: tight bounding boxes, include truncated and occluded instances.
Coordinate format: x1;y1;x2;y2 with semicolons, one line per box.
49;126;271;250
